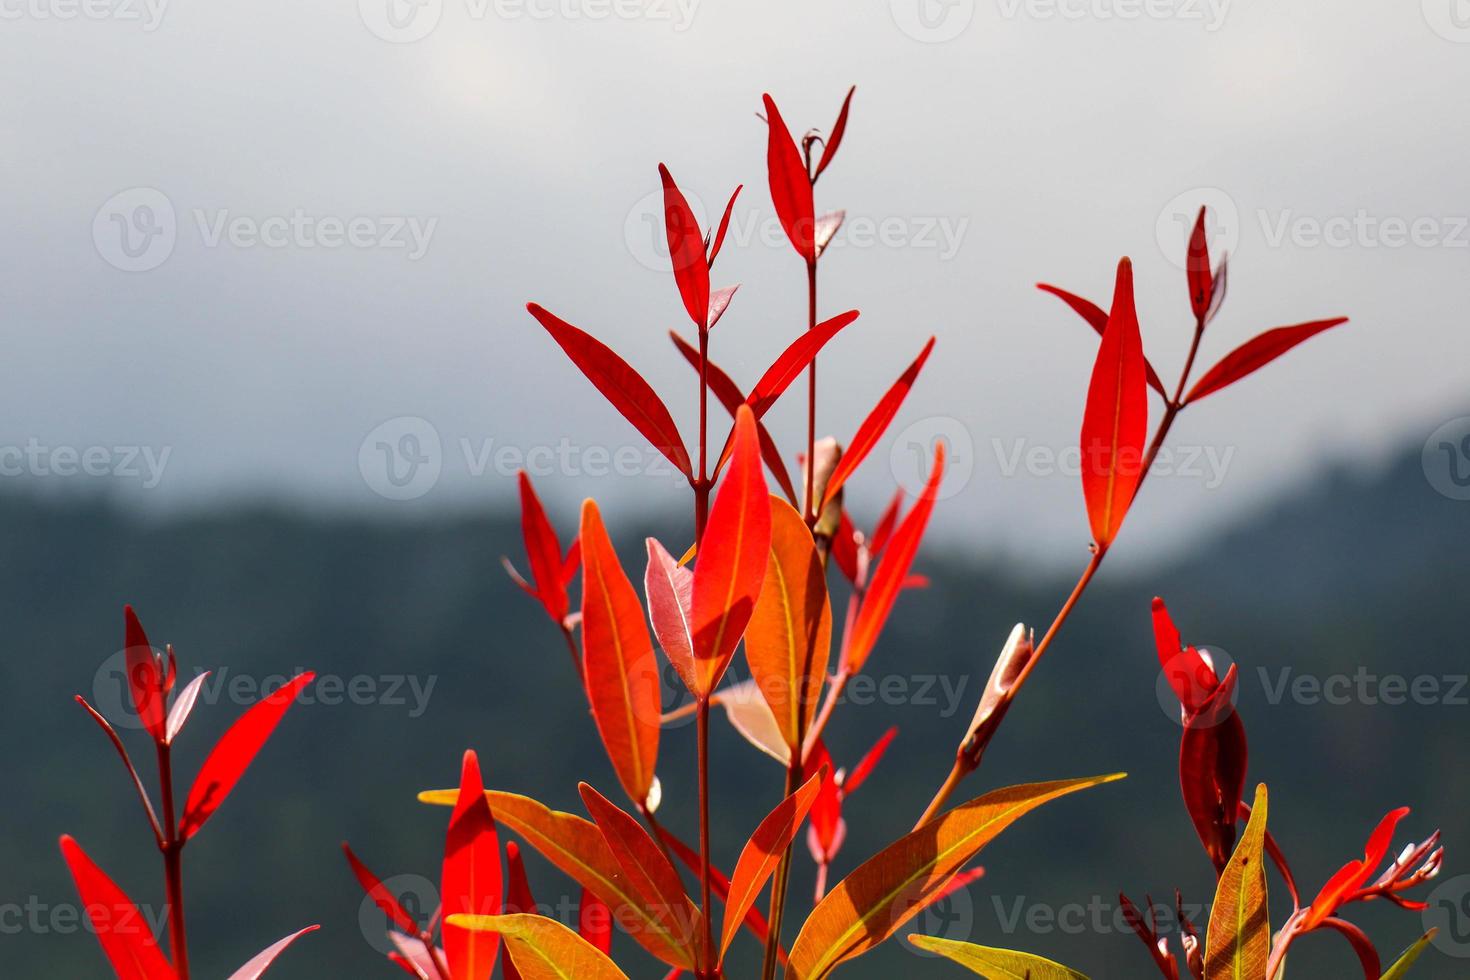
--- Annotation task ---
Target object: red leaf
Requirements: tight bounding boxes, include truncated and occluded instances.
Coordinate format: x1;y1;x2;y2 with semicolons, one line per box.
821;337;935;509
1037;283;1167;397
691;406;771;693
1304;807;1411;930
1187;206;1212;320
179;672;314;840
719;770;824;960
517;471;570;624
1152;597;1220;716
830;511;859;584
580;499;661;803
706;284;740;331
706;185;742;269
762;93;815;261
389;932;445;979
744;310;860;419
59;835;177;980
343;843;420;935
1179;666;1247;875
225;926;319;980
124;605;167;742
842;726;897;796
1079;258;1149;550
843;443;943;673
868;489;904;557
441;750;503;980
645;536;698;697
579;887;613;954
164;671;210;745
659;164;711;331
655;824;781;959
669;331;798;503
502;842;535;980
579;783;702;965
528;303;692;479
813;86;855;182
1184;318;1348;404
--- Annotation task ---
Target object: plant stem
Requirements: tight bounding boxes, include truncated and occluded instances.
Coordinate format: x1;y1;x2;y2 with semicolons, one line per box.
803;258;818;527
695;696;715;979
559;623;583;686
759;758;802;980
156;742;189;980
913;318;1209;825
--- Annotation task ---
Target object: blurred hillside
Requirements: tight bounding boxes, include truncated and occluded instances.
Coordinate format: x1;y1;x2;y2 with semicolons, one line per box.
1;440;1467;978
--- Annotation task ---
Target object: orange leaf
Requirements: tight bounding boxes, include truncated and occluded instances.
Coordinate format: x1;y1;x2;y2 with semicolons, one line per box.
820;337;935;510
419;788;694;969
1079;258;1148;550
720;771;824;961
59;835;177;980
842;443;943;674
744;496;832;750
1203;783;1270;980
1184;318;1347;404
578;783;702;967
446;913;629;980
580;499;661;804
441;750;503;980
691;406;771;694
785;774;1124;979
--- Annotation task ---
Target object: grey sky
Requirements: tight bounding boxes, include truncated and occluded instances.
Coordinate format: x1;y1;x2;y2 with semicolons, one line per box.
4;0;1468;566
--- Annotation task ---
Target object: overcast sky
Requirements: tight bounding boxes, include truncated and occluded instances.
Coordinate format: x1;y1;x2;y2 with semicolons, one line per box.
5;0;1468;567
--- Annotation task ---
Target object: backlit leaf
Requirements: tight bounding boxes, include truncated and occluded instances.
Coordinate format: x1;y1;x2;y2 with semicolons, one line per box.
821;337;935;510
528;303;692;479
1184;318;1348;404
786;774;1124;978
1203;783;1270;980
645;536;698;696
1079;258;1148;550
516;471;571;624
1036;283;1167;397
441;750;503;980
691;406;771;693
842;442;943;673
745;495;832;751
907;935;1089;978
179;672;314;840
58;835;177;980
343;843;420;935
763;93;815;261
813;87;855;182
419;788;693;969
225;926;319;980
1187;206;1213;320
745;310;861;419
1380;930;1437;979
721;771;824;960
579;888;612;955
659;163;710;331
447;913;630;980
123;605;166;743
580;499;661;803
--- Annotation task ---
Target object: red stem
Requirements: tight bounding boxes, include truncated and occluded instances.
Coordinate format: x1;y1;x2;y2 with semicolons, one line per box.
695;697;715;979
803;259;818;526
156;742;189;980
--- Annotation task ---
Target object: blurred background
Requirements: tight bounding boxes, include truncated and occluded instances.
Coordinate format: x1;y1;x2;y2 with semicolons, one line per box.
4;0;1470;976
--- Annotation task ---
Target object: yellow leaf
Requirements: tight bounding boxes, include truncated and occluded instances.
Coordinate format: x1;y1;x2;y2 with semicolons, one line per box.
1380;929;1436;979
744;495;832;751
908;934;1090;978
1205;783;1270;980
785;773;1125;979
446;913;628;980
420;788;693;969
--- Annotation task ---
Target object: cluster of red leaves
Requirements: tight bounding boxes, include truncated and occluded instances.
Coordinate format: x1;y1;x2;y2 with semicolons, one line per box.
62;607;316;979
